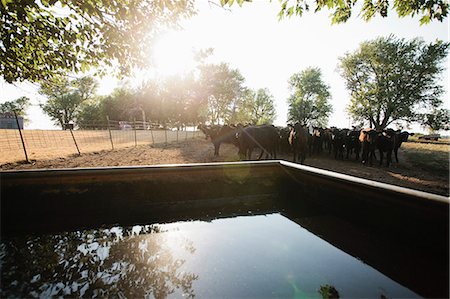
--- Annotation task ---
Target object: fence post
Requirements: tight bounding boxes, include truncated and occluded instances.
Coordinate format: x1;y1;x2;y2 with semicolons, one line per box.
164;128;168;145
69;129;81;156
106;115;114;150
14;111;29;163
134;118;137;147
176;128;179;143
150;126;155;145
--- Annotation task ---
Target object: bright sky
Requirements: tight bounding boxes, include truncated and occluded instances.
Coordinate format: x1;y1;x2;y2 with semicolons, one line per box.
1;0;449;131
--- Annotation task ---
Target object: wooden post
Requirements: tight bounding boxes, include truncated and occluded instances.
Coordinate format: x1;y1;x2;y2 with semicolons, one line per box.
164;128;168;145
134;118;137;147
69;129;81;155
150;127;155;145
176;128;179;143
14;111;29;163
106;116;114;150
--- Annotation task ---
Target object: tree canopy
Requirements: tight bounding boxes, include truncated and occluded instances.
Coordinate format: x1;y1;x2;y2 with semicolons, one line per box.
236;88;277;125
287;67;332;127
197;63;246;125
39;76;98;129
0;96;30;119
339;35;449;130
221;0;448;24
1;0;195;83
421;108;450;133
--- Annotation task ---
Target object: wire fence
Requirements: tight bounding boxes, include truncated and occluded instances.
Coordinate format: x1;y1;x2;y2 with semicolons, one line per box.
0;120;202;164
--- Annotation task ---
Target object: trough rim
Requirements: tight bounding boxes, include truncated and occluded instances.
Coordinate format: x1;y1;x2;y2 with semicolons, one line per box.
1;159;448;203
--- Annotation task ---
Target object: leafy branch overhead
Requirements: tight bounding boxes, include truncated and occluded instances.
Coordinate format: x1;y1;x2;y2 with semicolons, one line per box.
221;0;448;24
0;0;195;83
279;0;448;23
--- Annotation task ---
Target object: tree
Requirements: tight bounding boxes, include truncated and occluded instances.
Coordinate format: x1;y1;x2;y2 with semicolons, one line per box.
39;76;98;129
237;88;277;125
287;67;332;127
221;0;448;24
421;108;450;133
0;96;30;119
339;36;449;130
197;63;246;124
1;0;195;83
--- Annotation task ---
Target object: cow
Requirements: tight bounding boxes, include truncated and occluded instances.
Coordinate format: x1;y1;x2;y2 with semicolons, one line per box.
377;129;397;167
198;124;238;156
276;126;292;154
311;127;323;155
394;131;414;163
236;125;278;160
345;129;361;160
288;123;309;164
359;128;378;166
331;128;345;159
322;128;333;154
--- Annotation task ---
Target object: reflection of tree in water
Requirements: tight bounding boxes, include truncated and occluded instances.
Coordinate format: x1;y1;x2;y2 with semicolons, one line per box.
319;284;340;299
1;225;198;298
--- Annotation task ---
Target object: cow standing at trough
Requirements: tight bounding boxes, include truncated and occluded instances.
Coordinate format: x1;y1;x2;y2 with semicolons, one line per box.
236;125;278;160
377;129;397;167
394;131;413;163
198;124;238;156
289;123;309;164
345;129;361;160
360;128;378;166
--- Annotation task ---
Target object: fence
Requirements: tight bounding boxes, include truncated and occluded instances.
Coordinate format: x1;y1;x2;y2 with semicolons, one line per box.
0;123;202;164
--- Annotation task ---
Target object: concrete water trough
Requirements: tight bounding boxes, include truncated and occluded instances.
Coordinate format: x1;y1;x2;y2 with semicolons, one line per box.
1;161;448;298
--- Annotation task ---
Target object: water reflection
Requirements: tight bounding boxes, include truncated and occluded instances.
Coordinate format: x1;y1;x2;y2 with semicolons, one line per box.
1;214;421;298
0;225;198;298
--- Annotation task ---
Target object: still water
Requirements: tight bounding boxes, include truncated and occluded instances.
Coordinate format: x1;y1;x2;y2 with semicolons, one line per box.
0;213;420;298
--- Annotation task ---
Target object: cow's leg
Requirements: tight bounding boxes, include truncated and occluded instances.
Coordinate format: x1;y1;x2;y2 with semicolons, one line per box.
379;149;383;166
257;148;264;160
394;148;399;163
387;149;392;167
213;142;220;156
293;149;297;162
248;148;254;160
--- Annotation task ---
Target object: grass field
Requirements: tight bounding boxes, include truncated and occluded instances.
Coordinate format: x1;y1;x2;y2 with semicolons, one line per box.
402;142;450;177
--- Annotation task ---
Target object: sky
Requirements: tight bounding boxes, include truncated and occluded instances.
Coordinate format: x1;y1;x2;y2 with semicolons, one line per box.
1;0;449;131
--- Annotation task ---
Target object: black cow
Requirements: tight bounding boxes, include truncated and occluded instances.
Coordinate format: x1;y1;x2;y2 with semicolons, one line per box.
277;126;292;154
288;123;309;164
311;127;323;155
236;125;278;160
322;128;333;154
394;131;414;163
331;128;345;159
345;129;361;160
377;129;397;167
198;124;238;156
359;128;378;166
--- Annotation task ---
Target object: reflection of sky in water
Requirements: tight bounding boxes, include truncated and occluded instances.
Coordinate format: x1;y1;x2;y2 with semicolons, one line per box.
162;214;420;298
0;214;420;298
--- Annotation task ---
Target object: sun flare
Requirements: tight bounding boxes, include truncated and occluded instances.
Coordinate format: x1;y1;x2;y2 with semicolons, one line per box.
152;31;197;77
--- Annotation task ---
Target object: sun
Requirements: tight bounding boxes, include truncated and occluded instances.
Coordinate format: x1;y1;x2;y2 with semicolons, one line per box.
151;31;197;77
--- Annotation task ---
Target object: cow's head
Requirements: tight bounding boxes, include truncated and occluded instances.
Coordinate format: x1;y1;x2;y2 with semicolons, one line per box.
359;129;378;144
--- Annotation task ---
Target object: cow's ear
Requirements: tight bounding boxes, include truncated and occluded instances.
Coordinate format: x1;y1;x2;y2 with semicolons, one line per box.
409;132;415;136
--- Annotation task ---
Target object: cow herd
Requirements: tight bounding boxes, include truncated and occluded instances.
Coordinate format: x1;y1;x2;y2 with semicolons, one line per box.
198;124;413;167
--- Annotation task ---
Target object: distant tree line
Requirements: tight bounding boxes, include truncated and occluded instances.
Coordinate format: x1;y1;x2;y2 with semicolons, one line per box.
36;61;277;129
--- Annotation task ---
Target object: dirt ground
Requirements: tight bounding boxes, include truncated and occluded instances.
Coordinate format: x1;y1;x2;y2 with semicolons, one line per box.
1;138;448;197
